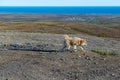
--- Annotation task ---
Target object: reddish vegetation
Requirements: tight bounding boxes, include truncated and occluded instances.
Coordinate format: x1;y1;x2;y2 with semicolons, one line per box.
0;22;119;38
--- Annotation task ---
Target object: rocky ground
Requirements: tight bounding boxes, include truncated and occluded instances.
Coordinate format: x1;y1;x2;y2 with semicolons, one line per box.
0;31;120;80
0;31;119;53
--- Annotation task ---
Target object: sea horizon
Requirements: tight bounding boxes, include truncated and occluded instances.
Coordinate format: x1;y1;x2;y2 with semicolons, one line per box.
0;6;120;14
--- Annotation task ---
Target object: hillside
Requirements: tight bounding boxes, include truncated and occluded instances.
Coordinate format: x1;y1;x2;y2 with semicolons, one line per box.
0;32;119;80
0;22;120;38
0;14;119;80
0;50;120;80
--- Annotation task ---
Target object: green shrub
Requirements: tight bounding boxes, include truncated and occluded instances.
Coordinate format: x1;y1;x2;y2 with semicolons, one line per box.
91;50;119;56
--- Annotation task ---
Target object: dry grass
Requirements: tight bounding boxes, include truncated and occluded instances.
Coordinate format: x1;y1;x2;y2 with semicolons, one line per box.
0;22;120;38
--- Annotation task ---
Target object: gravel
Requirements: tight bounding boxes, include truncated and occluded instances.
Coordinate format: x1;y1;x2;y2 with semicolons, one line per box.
0;50;119;80
0;31;119;80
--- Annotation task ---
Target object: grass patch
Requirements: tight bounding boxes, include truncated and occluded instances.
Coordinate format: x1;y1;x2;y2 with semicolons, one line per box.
91;50;119;56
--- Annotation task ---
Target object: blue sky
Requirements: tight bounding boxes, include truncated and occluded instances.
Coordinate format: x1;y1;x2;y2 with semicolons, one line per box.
0;0;120;6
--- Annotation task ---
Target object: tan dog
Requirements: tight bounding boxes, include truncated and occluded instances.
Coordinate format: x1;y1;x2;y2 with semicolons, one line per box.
61;35;87;52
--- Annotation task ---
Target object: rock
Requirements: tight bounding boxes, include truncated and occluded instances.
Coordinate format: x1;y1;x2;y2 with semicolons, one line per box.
85;56;91;60
60;58;64;61
78;55;81;58
111;73;115;77
93;62;98;65
103;58;106;60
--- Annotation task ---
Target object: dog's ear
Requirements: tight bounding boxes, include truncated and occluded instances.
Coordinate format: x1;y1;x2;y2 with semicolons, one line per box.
80;39;85;45
78;39;82;45
80;39;83;44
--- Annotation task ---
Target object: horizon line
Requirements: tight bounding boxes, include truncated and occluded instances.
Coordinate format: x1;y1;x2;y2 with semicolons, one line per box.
0;6;120;7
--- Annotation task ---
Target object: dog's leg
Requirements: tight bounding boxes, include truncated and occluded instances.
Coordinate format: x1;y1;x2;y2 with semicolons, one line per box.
80;46;85;52
74;45;77;52
67;46;70;51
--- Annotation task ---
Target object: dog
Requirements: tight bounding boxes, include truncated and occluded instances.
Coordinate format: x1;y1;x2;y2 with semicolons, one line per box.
61;35;87;52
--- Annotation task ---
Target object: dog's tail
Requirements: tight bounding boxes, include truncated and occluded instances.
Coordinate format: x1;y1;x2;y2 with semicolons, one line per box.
64;35;70;40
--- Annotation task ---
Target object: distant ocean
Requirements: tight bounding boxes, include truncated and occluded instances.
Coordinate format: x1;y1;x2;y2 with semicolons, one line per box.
0;6;120;14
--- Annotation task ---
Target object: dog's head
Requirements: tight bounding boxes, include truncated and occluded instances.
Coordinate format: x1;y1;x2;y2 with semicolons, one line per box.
79;39;87;46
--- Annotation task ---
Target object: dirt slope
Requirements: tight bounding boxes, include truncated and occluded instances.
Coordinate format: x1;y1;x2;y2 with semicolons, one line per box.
0;32;119;80
0;50;120;80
